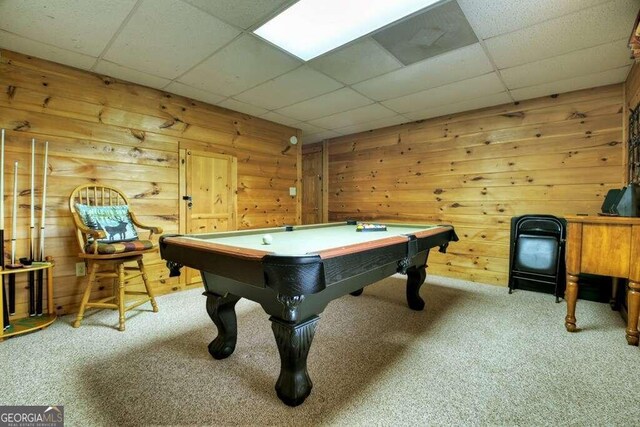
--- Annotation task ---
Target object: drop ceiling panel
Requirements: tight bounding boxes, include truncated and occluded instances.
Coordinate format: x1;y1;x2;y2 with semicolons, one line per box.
501;39;632;89
352;43;493;101
0;0;136;56
484;0;639;69
94;61;171;89
0;0;635;141
309;38;402;85
372;0;477;66
275;88;374;121
0;30;97;70
510;66;631;101
303;130;342;144
103;0;240;79
259;112;301;127
183;0;292;29
403;91;512;120
335;115;408;136
234;66;343;110
458;0;604;39
218;98;269;117
308;104;398;129
178;34;300;97
382;72;505;114
164;82;227;105
296;122;329;135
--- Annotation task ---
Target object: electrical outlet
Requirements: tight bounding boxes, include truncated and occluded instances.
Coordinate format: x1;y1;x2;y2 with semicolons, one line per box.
75;262;86;277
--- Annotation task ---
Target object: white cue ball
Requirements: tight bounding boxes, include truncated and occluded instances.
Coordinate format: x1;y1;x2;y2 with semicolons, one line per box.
262;234;273;245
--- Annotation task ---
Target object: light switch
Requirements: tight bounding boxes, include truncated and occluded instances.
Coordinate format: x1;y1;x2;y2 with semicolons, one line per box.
289;187;297;196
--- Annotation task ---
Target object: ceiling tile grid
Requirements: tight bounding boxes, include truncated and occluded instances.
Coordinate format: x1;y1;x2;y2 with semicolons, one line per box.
333;115;409;137
351;43;494;101
308;103;399;129
0;0;637;143
382;73;506;114
275;87;374;122
403;91;513;121
103;0;241;79
0;29;98;70
164;82;227;105
500;38;633;90
309;38;403;85
482;0;638;69
457;0;606;40
218;98;269;117
93;60;171;90
177;34;301;97
0;0;137;56
233;66;344;110
183;0;294;30
510;65;632;101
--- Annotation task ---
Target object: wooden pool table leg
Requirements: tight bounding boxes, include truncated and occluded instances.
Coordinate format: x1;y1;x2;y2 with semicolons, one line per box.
406;265;427;311
205;292;241;360
270;315;319;407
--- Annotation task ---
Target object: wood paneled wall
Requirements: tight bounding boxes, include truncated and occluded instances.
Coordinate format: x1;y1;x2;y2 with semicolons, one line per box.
327;85;625;286
0;49;301;318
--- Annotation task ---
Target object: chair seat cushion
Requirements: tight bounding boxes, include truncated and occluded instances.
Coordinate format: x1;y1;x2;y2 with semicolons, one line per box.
86;239;154;255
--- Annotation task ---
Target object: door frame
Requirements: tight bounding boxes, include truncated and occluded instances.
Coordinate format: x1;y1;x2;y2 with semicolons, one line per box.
179;148;238;234
179;148;238;287
301;140;329;223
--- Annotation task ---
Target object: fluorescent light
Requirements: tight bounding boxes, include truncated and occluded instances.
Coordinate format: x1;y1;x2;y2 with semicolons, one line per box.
254;0;441;61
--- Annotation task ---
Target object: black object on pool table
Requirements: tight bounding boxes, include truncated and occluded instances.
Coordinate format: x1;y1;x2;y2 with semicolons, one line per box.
356;223;387;232
159;221;458;406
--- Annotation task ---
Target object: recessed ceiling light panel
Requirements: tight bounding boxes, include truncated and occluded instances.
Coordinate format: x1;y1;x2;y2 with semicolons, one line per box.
254;0;441;61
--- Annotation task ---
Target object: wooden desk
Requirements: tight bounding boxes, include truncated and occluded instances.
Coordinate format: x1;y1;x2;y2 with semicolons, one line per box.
564;215;640;345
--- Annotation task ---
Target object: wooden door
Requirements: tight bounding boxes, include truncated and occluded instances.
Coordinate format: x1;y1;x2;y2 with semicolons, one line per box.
181;149;237;286
302;144;324;224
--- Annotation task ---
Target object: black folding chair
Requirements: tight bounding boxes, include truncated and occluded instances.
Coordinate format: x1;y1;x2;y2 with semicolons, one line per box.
508;215;566;303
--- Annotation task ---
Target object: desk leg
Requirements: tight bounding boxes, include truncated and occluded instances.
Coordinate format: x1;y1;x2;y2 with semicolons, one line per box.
626;281;640;346
205;292;241;359
565;273;579;332
270;315;319;407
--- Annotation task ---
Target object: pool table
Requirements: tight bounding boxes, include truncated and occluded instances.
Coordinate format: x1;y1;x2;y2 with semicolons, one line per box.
159;221;458;406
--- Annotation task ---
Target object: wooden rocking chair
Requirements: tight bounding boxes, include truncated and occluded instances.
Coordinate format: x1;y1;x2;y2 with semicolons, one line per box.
69;184;162;331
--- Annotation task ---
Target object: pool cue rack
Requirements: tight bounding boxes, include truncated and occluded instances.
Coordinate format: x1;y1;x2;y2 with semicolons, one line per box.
0;130;55;339
0;259;56;340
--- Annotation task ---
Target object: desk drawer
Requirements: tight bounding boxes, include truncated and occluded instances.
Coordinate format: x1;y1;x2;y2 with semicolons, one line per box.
580;224;630;277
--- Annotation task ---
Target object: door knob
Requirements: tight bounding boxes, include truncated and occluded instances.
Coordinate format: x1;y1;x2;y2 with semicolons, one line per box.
182;195;193;209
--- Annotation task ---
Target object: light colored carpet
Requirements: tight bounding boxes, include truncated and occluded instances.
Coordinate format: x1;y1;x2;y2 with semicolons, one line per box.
1;274;638;426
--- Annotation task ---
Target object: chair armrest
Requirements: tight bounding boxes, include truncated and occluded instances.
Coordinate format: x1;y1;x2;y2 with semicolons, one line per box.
71;213;106;254
129;212;163;238
71;213;107;239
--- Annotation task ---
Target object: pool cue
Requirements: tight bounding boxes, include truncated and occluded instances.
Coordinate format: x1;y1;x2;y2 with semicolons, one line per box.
7;161;23;315
29;139;36;316
1;129;9;330
36;141;48;316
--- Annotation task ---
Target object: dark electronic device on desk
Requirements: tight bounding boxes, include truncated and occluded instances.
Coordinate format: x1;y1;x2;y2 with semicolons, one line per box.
600;183;640;217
